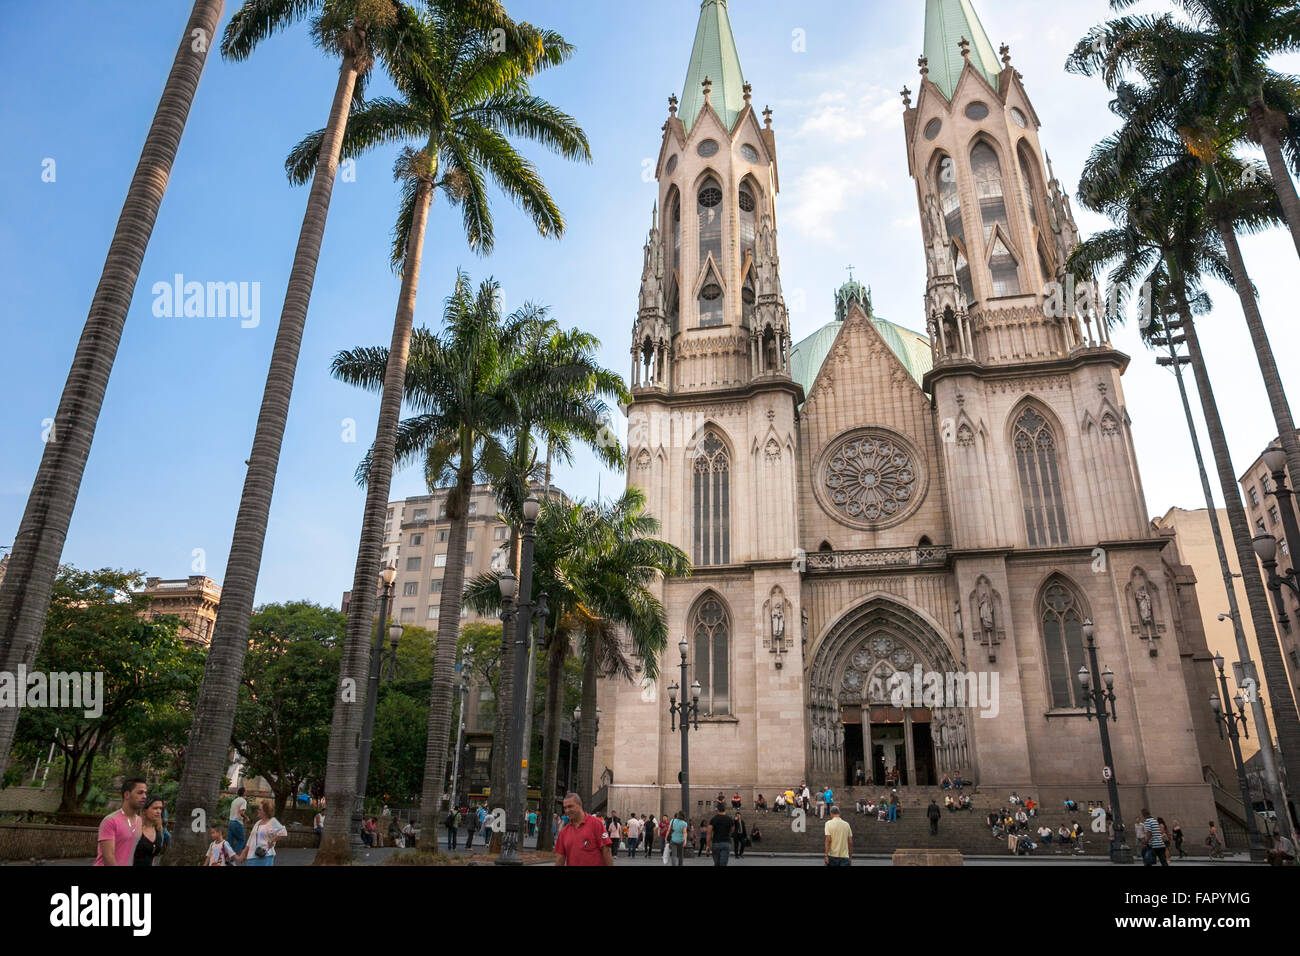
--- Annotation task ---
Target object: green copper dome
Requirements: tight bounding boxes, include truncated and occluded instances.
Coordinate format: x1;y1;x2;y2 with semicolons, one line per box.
924;0;1001;100
678;0;747;132
790;284;933;398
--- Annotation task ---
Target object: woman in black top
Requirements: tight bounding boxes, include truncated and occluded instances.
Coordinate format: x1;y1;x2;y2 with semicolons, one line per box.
134;797;167;866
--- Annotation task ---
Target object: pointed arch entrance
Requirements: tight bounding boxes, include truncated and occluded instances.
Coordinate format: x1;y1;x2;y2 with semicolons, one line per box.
807;596;972;788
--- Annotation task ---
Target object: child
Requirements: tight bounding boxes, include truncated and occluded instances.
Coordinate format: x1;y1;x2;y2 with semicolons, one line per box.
206;826;236;866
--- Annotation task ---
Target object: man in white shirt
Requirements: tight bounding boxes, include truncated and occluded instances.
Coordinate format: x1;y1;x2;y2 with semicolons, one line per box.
625;815;642;857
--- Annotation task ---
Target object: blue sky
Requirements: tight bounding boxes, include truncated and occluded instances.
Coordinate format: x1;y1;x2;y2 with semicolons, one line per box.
3;0;1299;608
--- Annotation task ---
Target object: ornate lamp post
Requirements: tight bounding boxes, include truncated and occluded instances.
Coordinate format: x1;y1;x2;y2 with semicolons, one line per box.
498;497;542;866
568;706;580;795
1252;531;1300;632
1077;619;1132;864
668;635;701;823
354;563;399;846
1209;652;1266;860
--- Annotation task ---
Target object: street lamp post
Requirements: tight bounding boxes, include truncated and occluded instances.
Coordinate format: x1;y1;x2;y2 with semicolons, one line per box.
1077;620;1132;864
1209;652;1266;861
668;636;701;824
353;564;399;847
498;497;542;866
568;707;579;796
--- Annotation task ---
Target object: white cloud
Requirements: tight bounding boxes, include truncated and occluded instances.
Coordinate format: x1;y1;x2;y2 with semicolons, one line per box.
783;164;889;241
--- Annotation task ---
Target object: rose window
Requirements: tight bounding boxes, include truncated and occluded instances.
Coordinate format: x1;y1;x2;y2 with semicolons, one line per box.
824;435;917;523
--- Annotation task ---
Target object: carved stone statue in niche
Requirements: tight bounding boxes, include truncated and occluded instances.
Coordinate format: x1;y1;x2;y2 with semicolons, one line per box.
801;609;809;651
969;576;1005;653
772;602;785;640
1136;586;1153;626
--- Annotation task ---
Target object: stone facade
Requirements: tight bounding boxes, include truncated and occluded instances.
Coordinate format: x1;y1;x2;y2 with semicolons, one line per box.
140;575;221;646
597;0;1226;840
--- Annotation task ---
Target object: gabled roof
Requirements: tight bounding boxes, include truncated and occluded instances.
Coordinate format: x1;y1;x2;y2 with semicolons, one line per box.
790;317;933;398
679;0;746;133
924;0;1001;100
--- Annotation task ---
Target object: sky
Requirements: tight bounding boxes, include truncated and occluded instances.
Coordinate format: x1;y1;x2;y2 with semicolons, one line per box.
2;0;1299;609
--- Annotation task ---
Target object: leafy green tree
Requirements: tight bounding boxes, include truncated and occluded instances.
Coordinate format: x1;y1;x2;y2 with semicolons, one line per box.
230;603;344;817
10;568;203;812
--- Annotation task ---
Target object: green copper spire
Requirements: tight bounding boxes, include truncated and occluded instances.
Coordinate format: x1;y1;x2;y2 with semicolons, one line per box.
923;0;1002;100
678;0;746;132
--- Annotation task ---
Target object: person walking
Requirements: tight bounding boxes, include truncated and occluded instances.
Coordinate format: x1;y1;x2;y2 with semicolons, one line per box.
822;786;834;820
133;796;168;866
313;808;324;840
445;806;460;850
926;798;941;836
527;809;537;838
227;786;248;855
1206;821;1224;859
465;808;476;850
1171;820;1186;859
887;790;899;823
669;811;689;866
94;778;147;867
1140;808;1168;866
205;824;237;866
824;805;853;866
731;811;748;859
642;814;655;858
554;793;613;867
237;800;287;867
707;802;734;866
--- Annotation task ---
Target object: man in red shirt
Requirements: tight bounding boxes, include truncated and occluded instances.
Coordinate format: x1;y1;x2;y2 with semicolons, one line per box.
555;793;612;866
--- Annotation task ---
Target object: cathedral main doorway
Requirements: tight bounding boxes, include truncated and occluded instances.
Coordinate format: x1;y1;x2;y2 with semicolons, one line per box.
807;596;970;788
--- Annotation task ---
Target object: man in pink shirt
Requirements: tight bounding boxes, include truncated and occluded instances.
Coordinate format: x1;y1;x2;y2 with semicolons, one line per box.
554;793;612;866
95;777;147;866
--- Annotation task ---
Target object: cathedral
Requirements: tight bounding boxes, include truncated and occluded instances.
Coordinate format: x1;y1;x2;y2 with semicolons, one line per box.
600;0;1227;832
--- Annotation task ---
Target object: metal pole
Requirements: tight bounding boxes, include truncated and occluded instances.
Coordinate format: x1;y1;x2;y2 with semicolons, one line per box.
680;648;690;823
1085;630;1131;864
498;506;538;866
449;668;468;811
353;580;392;845
1161;344;1292;847
1215;661;1266;860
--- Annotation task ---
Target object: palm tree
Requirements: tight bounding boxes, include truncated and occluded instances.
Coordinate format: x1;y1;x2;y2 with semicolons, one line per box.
1070;5;1300;483
291;4;588;861
1067;133;1300;829
1078;1;1300;254
0;0;225;779
485;318;627;831
169;0;434;867
464;489;689;851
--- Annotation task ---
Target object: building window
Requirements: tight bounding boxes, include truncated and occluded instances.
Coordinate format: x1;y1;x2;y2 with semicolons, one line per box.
988;234;1021;296
739;183;758;271
698;281;724;329
971;142;1010;241
1250;487;1260;508
431;580;443;593
1013;408;1069;546
387;509;394;520
1262;475;1273;493
1283;539;1290;558
413;508;428;521
400;607;415;623
428;605;439;620
467;528;475;541
1041;580;1088;709
435;554;448;568
692;595;730;716
697;178;723;270
403;581;419;597
1257;518;1268;535
1271;506;1281;526
439;506;447;518
460;606;469;619
465;553;474;566
405;556;422;572
693;431;731;566
410;533;423;547
936;155;965;244
494;527;507;540
468;503;478;517
438;530;449;543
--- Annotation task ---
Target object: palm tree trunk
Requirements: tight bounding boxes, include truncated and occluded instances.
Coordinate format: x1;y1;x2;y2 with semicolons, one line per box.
1217;219;1300;486
536;632;567;852
1176;284;1300;820
1253;101;1300;259
577;640;598;803
0;0;224;779
316;175;433;864
420;465;474;844
170;52;360;868
488;526;521;839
